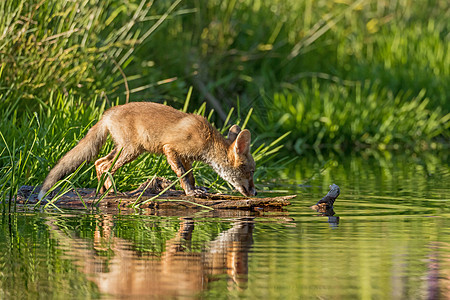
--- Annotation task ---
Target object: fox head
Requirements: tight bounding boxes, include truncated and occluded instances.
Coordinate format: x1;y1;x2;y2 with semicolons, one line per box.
222;125;257;197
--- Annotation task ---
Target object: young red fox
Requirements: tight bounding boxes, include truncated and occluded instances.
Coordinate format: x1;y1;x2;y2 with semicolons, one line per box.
38;102;257;201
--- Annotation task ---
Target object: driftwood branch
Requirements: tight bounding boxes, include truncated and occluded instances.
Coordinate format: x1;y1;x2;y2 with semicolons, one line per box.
16;178;293;212
310;183;340;212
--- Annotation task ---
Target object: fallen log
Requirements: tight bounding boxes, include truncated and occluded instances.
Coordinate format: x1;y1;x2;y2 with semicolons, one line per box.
15;178;294;211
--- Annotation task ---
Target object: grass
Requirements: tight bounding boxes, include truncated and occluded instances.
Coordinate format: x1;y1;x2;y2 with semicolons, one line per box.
1;0;448;146
0;0;186;107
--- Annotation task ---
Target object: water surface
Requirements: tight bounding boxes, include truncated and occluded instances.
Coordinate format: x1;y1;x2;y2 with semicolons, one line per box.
1;151;449;299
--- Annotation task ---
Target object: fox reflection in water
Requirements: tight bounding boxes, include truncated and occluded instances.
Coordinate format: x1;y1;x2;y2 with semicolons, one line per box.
46;216;254;297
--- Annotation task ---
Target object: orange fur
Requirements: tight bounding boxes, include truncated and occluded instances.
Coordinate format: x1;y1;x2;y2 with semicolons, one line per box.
38;102;256;200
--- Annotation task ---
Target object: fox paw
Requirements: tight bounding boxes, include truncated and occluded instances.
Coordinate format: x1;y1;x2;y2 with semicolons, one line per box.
196;186;209;193
186;187;208;198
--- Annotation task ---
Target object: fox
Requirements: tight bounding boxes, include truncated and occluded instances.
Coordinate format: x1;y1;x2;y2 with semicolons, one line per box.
38;102;257;201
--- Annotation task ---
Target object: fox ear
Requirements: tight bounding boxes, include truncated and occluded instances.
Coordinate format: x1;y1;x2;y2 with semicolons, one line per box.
227;125;241;142
234;129;251;155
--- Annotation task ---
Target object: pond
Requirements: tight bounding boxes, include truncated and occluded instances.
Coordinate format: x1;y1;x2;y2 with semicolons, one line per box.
1;151;449;299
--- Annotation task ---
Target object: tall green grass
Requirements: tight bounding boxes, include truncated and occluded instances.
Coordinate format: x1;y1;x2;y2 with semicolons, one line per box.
0;0;185;107
140;0;449;104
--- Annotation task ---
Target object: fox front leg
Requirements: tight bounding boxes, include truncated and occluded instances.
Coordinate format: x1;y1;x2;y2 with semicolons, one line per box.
163;145;207;197
180;157;210;194
180;157;195;188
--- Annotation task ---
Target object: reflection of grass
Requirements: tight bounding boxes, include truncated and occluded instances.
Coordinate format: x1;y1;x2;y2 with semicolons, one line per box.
277;149;449;202
0;213;232;297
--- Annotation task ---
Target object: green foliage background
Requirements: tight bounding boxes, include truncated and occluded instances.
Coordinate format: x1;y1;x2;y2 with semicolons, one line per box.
1;0;449;147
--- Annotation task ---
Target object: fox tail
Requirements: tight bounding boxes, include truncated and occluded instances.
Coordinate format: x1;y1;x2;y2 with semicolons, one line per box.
38;121;108;201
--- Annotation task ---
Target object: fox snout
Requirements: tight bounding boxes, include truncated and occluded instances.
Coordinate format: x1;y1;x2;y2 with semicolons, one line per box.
235;176;257;197
241;185;257;197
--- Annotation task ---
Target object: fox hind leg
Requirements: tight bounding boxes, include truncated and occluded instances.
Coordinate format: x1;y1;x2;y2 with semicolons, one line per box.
95;149;117;193
94;147;141;193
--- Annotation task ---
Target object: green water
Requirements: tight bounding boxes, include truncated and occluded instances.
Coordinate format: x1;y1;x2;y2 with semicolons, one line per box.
1;152;449;299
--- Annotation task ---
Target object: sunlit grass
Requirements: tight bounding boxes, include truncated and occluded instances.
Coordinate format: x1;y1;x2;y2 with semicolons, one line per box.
1;0;447;148
0;0;184;107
